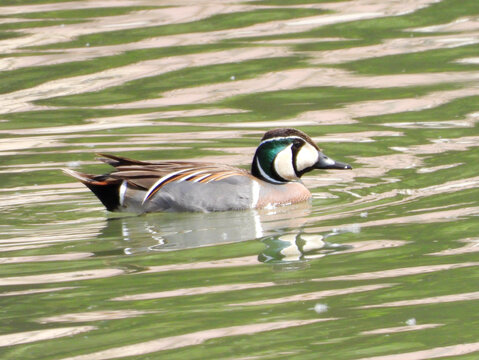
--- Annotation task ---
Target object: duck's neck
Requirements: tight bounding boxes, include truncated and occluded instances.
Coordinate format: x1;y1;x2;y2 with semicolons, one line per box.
251;154;288;184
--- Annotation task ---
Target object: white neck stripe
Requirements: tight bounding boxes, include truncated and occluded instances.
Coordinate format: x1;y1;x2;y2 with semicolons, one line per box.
255;157;284;184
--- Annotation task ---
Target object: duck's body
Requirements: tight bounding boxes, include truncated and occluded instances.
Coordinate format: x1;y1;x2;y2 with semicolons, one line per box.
64;128;351;213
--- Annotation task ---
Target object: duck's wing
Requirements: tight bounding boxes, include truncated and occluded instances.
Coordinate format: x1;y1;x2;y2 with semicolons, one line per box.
64;154;249;211
96;154;245;189
135;165;249;203
97;153;213;169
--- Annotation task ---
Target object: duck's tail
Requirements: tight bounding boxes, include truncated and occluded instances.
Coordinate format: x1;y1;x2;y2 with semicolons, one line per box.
63;169;122;211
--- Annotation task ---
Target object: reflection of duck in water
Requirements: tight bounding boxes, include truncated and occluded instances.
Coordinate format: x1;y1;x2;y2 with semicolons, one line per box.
102;203;351;263
259;232;352;264
102;202;312;253
64;128;351;213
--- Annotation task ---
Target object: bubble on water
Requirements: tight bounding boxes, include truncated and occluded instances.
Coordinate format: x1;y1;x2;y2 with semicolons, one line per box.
406;318;416;326
314;303;328;314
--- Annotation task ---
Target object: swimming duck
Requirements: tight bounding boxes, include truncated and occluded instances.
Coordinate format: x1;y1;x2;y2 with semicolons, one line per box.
64;128;351;213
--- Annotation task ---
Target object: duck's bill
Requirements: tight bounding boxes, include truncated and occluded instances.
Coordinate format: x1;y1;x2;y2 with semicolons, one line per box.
314;152;352;170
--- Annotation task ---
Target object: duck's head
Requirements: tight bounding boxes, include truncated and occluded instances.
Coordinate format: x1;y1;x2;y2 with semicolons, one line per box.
251;128;352;184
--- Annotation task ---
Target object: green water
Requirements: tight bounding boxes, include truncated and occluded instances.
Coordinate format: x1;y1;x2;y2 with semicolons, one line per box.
1;0;479;359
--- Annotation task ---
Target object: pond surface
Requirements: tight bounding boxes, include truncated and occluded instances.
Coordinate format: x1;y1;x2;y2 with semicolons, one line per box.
1;0;479;359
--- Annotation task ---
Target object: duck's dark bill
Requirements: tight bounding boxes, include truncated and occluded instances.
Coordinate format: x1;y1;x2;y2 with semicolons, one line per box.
314;153;352;170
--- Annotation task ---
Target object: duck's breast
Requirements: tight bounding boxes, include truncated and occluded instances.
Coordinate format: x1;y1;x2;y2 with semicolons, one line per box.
255;180;312;209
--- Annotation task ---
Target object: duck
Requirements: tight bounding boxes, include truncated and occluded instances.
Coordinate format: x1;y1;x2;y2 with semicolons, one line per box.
63;128;352;213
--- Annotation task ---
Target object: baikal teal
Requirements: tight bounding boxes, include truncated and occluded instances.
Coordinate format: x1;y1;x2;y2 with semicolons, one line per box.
64;128;351;213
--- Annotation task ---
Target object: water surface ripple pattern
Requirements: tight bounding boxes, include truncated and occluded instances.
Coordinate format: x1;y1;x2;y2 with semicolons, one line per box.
1;0;479;359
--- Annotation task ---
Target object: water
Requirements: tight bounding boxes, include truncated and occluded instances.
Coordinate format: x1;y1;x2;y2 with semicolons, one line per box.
1;0;479;359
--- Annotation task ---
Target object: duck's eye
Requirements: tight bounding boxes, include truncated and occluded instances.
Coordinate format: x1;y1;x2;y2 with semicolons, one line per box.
291;141;302;151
